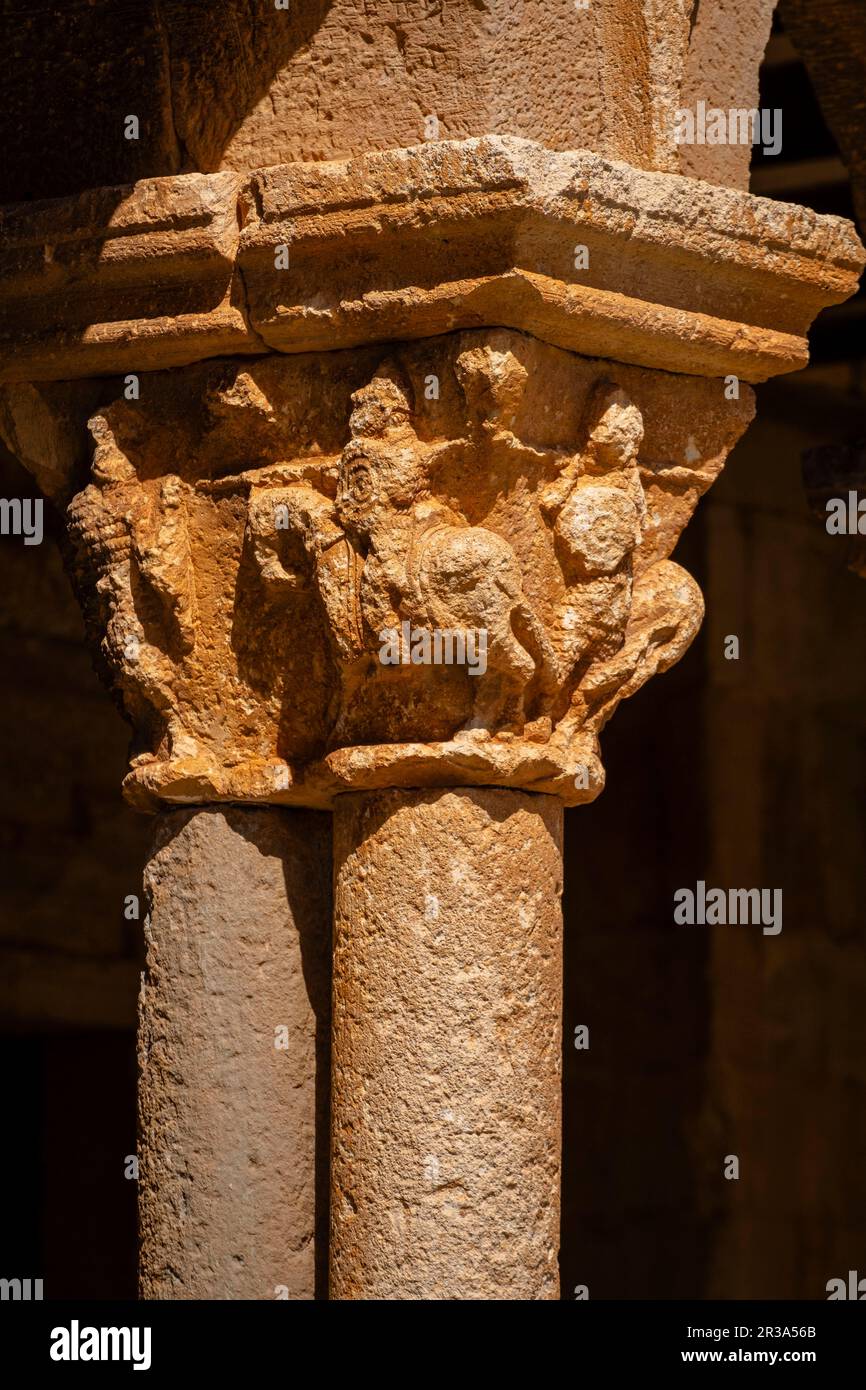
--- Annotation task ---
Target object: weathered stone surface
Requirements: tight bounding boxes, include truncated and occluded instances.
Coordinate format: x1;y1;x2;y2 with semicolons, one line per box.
43;332;754;810
780;0;866;234
330;787;563;1300
1;0;183;203
1;137;861;385
138;807;331;1299
0;379;103;504
0;1;790;205
679;0;777;189
0;170;252;384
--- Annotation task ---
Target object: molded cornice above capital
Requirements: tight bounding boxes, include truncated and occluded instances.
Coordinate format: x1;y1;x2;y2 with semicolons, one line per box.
1;136;862;386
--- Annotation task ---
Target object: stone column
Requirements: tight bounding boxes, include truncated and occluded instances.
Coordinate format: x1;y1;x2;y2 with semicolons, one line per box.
331;789;562;1300
139;807;330;1300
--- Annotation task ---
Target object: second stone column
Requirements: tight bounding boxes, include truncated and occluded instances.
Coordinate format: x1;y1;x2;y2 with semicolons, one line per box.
330;788;563;1300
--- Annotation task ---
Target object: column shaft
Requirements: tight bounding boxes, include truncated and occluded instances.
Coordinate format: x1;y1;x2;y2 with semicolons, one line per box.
331;788;563;1300
138;807;330;1299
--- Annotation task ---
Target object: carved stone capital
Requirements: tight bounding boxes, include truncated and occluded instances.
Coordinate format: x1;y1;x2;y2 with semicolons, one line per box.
35;330;750;809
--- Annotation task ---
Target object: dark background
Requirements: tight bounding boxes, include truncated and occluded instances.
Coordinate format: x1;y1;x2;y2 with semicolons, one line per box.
1;7;864;1299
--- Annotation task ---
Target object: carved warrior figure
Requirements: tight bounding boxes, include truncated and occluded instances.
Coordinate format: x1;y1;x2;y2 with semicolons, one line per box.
245;351;695;763
248;361;562;739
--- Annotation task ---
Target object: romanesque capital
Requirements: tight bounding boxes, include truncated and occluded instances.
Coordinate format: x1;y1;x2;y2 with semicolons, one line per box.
46;333;752;810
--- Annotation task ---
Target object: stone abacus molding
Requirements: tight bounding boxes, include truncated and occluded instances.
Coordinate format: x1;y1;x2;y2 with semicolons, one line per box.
0;136;861;385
